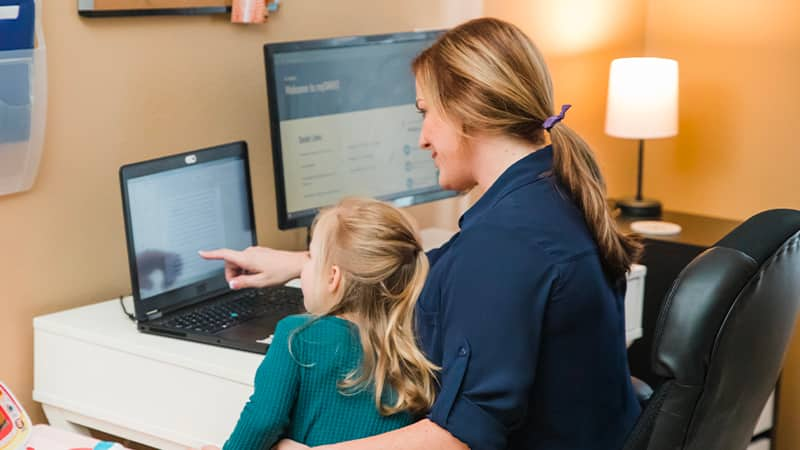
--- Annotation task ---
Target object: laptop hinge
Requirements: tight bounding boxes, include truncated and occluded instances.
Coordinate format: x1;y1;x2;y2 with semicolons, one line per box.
146;309;163;320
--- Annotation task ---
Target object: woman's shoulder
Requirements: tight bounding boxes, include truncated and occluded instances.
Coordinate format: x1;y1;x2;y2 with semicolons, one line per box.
455;220;555;261
457;201;597;266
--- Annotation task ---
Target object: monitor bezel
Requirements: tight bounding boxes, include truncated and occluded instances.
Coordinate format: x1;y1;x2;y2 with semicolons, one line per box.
263;30;459;230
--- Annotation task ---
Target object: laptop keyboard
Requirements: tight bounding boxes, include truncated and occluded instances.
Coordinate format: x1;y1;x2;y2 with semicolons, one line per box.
160;286;304;334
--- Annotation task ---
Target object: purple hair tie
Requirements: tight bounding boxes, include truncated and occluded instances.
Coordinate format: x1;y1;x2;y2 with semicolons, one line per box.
543;104;572;131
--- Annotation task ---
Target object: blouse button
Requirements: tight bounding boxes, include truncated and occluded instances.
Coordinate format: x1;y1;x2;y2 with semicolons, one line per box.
458;347;467;357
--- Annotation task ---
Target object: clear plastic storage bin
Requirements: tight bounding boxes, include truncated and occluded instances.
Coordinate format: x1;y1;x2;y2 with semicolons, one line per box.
0;0;46;196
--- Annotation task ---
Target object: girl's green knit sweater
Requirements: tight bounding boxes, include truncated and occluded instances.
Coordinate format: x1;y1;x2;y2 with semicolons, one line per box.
223;315;412;450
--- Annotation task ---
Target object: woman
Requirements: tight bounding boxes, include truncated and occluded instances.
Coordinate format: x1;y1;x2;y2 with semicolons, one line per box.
202;18;641;450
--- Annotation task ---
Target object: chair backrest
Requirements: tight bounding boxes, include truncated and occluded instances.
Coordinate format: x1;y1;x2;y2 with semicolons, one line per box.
624;209;800;450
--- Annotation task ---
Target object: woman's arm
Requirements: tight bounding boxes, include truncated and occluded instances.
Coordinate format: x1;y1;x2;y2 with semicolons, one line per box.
275;419;468;450
199;247;307;289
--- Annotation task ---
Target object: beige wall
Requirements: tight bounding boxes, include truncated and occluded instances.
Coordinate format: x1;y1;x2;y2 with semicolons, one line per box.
0;0;467;425
486;0;649;202
490;0;800;219
644;0;800;220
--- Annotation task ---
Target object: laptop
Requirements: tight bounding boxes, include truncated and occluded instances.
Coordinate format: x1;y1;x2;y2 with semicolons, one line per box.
119;140;305;354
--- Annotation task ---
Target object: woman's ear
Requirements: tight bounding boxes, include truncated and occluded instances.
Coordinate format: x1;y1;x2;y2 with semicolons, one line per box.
327;264;342;295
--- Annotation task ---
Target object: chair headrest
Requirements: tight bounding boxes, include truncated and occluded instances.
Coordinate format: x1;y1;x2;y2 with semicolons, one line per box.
652;208;800;383
715;208;800;264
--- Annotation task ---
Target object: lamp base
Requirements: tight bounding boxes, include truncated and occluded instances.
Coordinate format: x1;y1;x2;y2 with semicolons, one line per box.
617;197;662;218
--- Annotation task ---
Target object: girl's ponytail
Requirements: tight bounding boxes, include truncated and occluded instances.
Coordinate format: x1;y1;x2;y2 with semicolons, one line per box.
319;199;438;415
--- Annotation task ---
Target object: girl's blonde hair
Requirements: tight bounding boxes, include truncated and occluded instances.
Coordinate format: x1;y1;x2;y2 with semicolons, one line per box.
309;197;437;415
412;18;641;280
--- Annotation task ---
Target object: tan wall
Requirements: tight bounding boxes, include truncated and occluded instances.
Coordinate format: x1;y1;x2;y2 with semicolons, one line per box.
0;0;464;425
644;2;800;449
489;0;800;219
485;0;649;200
644;0;800;220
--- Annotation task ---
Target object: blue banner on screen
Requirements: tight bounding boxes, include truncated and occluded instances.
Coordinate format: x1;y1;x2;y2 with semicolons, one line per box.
273;42;424;121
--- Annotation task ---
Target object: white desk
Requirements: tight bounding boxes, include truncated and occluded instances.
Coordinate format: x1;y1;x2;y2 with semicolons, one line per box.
33;268;645;449
33;299;260;449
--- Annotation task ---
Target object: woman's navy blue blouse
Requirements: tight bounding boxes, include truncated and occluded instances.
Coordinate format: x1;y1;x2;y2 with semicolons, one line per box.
417;146;640;450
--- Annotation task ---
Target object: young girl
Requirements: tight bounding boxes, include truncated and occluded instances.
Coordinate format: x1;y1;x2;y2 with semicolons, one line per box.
216;197;437;450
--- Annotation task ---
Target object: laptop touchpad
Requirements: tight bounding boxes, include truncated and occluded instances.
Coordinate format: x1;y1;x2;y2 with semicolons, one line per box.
218;316;278;341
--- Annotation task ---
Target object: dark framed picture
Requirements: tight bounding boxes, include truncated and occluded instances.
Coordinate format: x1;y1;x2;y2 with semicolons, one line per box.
77;0;232;17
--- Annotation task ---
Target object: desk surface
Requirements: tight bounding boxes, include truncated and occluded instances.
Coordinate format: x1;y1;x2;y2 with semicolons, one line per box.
615;210;740;248
34;298;263;384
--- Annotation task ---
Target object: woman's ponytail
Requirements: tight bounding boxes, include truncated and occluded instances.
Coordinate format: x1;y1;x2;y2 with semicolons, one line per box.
549;124;642;280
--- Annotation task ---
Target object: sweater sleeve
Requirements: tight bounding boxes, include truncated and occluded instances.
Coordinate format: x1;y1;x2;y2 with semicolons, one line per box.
223;317;304;450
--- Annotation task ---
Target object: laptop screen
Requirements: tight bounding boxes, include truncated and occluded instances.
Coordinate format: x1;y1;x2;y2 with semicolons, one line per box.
120;142;255;317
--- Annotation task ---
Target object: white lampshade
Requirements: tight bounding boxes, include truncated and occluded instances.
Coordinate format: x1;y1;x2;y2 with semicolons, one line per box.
605;57;679;139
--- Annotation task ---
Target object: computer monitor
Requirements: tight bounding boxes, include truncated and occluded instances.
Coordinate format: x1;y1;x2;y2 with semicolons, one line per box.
264;30;459;230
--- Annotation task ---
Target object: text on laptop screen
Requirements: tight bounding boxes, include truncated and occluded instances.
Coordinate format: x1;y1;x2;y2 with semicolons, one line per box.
126;157;252;300
265;31;458;229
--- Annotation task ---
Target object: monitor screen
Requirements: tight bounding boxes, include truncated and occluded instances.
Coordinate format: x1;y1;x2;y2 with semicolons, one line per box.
264;30;459;229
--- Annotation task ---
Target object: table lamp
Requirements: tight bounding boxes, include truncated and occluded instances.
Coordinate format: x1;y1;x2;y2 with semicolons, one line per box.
605;57;678;218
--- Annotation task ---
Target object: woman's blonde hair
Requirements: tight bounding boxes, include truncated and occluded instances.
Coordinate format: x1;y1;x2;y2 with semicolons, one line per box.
412;17;641;280
308;197;437;415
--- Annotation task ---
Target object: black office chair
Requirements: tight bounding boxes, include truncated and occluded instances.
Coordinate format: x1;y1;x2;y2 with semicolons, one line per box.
623;209;800;450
